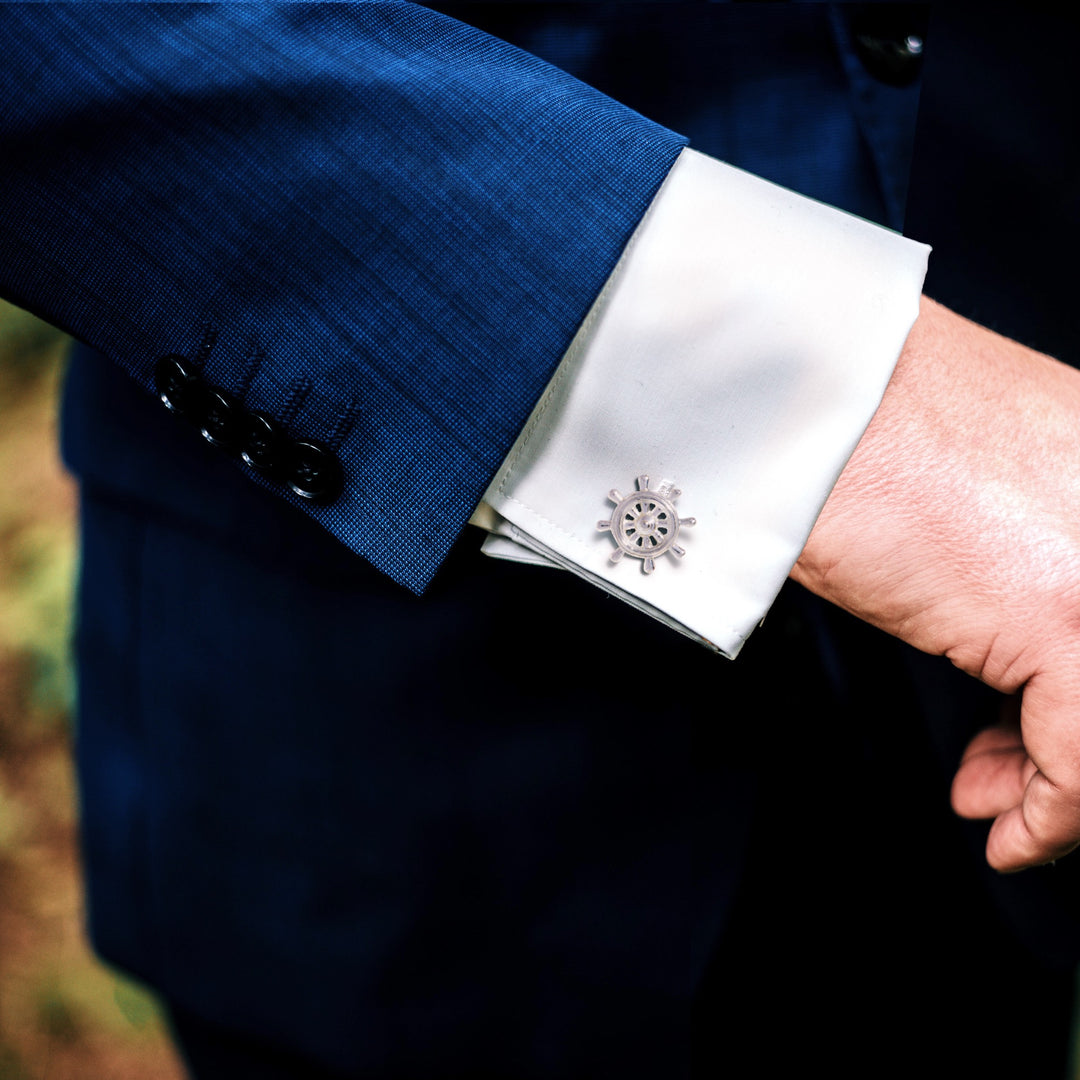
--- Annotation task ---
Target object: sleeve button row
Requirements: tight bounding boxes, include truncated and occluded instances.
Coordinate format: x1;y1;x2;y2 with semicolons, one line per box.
153;355;343;505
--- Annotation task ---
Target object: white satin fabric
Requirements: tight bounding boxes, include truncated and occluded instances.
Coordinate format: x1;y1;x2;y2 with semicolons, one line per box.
472;148;929;657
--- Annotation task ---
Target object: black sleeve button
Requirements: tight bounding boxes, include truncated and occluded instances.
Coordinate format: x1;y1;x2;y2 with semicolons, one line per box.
154;354;204;419
199;388;244;451
241;411;285;473
286;439;343;504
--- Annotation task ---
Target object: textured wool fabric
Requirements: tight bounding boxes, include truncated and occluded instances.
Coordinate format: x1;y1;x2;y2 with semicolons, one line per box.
0;3;684;592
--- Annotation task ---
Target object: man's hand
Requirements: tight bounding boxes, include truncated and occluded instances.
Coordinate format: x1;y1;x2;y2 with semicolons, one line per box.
792;296;1080;871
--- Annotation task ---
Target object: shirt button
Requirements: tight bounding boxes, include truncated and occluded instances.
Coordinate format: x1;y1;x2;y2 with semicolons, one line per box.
851;10;926;87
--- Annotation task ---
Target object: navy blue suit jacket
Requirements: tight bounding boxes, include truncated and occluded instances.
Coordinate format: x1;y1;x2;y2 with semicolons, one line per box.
0;3;683;592
5;5;1080;1077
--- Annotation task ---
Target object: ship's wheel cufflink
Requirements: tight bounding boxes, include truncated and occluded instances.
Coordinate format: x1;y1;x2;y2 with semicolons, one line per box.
598;474;695;574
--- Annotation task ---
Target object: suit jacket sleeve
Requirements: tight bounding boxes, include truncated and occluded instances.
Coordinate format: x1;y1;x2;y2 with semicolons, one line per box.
0;2;685;593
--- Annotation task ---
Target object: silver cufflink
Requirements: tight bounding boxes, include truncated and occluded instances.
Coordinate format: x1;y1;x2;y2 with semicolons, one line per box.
598;474;695;574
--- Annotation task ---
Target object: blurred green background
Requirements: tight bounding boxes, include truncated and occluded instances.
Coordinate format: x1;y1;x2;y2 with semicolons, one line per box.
0;300;184;1080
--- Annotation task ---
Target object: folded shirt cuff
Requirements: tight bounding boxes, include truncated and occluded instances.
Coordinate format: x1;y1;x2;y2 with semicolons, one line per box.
472;147;929;658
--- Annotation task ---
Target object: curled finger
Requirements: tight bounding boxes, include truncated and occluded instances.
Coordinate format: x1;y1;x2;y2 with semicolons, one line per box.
951;724;1032;820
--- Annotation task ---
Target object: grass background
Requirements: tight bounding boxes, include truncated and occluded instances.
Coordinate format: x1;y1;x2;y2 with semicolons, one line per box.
0;300;185;1079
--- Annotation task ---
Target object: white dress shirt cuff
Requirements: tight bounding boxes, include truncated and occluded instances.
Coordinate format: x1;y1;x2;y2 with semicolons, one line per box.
473;147;929;658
